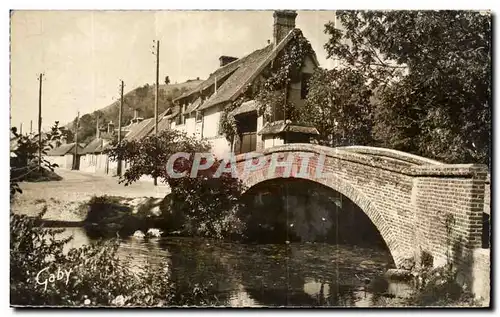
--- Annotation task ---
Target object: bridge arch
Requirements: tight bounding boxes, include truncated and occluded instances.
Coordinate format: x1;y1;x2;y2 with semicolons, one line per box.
235;143;488;270
242;166;402;267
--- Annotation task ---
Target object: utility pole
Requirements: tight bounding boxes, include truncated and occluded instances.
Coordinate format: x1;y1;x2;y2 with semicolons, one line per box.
96;113;100;138
153;40;160;186
37;73;43;171
117;80;124;176
73;111;79;170
154;40;160;135
30;120;33;134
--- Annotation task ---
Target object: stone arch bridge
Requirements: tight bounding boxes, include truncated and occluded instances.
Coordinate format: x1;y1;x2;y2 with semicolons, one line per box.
234;143;488;271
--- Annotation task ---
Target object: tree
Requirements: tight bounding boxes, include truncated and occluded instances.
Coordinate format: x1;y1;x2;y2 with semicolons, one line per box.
10;122;66;198
60;127;74;144
105;129;245;238
301;67;373;146
324;11;491;166
164;76;170;85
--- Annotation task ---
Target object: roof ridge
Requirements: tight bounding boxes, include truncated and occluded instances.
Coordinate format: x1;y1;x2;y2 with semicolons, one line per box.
226;29;299;103
174;44;273;102
200;29;301;110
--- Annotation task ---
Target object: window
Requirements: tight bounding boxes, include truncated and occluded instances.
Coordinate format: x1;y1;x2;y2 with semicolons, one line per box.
301;73;312;99
240;132;257;154
196;111;203;122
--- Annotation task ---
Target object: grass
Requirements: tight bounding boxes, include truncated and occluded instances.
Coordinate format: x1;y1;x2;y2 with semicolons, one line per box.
23;167;63;182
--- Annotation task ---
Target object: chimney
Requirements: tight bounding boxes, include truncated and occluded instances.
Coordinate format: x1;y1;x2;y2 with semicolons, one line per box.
219;56;238;67
107;121;115;134
133;109;139;119
273;10;297;45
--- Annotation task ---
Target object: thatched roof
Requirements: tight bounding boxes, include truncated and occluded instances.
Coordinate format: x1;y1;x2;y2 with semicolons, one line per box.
47;143;85;156
175;28;319;112
123;108;175;141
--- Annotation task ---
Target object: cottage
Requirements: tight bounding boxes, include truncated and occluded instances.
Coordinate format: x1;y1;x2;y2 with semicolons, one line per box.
78;107;180;177
116;108;178;141
46;142;85;170
172;10;319;159
80;121;117;175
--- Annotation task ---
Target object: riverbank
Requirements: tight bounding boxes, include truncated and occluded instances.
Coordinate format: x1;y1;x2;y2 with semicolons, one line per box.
10;168;169;222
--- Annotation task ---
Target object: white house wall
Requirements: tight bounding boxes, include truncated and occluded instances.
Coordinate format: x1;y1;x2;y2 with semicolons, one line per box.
302;55;316;73
80;155;96;173
264;135;284;148
80;153;115;175
202;106;221;139
64;154;75;169
195;119;203;139
172;120;186;133
47;155;70;169
207;136;231;159
185;116;196;137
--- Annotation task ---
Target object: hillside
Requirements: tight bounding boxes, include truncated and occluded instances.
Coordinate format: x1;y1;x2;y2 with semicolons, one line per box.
65;79;203;145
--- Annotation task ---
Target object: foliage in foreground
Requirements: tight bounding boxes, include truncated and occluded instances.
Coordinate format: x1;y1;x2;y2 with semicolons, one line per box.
408;264;479;307
407;215;481;307
10;212;221;307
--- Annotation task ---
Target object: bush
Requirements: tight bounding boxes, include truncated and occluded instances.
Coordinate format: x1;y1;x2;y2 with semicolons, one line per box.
10;212;221;307
408;264;478;307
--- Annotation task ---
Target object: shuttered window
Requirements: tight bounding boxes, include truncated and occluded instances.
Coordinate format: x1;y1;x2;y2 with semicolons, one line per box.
240;132;257;154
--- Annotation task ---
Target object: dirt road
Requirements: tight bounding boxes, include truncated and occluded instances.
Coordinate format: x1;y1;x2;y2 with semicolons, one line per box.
11;169;170;221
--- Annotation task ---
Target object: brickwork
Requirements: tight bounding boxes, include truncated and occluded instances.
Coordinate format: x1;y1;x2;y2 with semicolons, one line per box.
484;177;490;215
235;144;489;271
411;167;487;268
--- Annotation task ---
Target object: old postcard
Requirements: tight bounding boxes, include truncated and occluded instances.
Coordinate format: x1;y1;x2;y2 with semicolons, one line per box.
9;10;491;308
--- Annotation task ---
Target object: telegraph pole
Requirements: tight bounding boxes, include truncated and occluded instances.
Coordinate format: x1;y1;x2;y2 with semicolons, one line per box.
153;40;160;186
96;113;99;137
154;40;160;135
37;73;43;171
73;111;79;170
117;80;124;176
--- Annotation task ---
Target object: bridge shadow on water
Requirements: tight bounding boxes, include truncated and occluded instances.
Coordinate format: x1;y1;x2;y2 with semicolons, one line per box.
238;178;392;252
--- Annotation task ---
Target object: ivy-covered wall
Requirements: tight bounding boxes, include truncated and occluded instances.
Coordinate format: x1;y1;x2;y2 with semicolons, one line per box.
218;30;317;149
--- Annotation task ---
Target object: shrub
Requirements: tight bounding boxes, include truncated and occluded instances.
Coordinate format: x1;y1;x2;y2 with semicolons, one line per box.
105;129;246;239
408;264;478;307
10;212;221;307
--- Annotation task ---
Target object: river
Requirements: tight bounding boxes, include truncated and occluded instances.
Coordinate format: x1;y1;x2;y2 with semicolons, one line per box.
58;227;415;307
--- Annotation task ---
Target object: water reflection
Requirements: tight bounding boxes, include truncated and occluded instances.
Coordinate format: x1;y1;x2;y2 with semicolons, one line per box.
59;227;412;307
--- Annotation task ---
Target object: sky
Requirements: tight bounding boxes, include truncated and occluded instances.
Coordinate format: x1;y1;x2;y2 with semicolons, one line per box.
10;10;337;131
